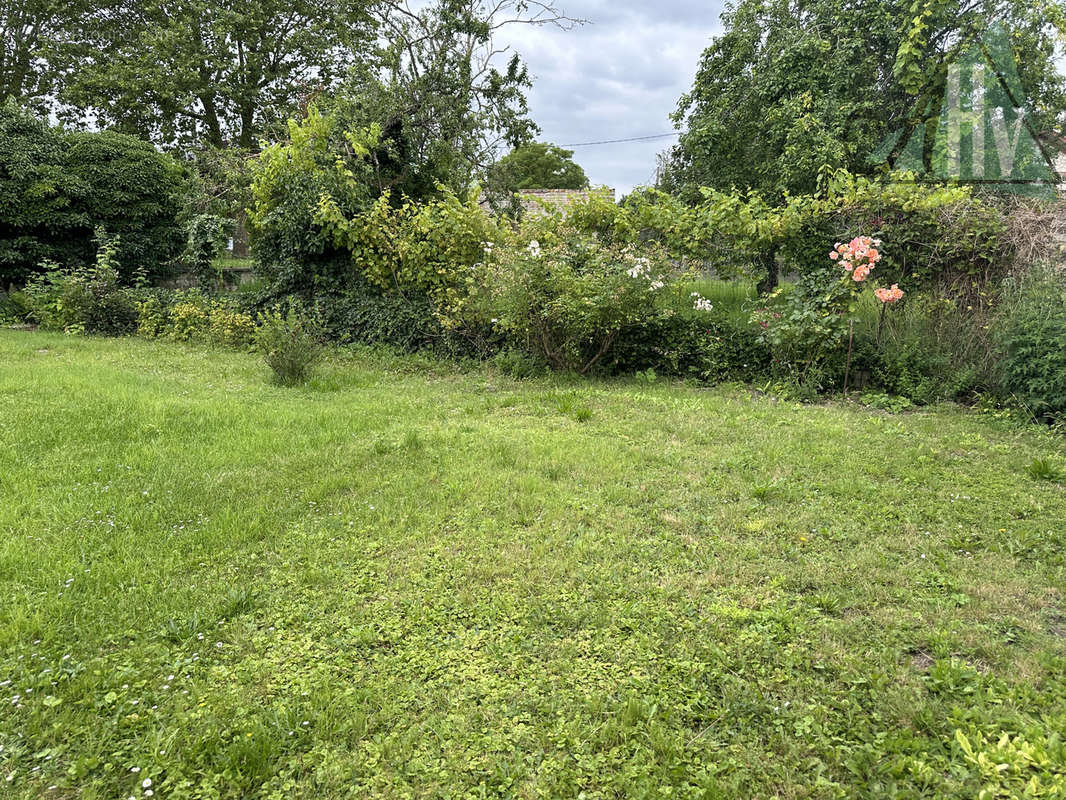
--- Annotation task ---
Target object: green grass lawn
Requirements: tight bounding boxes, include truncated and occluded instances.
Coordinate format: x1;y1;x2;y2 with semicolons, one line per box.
1;331;1065;799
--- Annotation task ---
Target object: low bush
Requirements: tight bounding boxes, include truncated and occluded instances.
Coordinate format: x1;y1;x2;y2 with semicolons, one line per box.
0;291;30;324
21;233;141;335
311;267;502;359
167;300;211;342
608;313;769;382
475;231;689;374
207;305;257;349
256;307;324;386
136;290;257;349
993;264;1066;421
493;348;548;380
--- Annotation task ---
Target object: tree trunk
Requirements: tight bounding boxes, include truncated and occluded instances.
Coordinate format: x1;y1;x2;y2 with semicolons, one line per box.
756;244;779;295
199;95;224;148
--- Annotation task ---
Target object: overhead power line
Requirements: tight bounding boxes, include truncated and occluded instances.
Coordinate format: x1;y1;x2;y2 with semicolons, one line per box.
559;132;680;148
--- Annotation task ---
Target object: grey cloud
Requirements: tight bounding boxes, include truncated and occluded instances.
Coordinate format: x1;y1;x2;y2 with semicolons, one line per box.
497;1;725;195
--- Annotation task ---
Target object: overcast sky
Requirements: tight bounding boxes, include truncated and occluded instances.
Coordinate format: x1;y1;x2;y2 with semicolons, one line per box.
496;2;726;197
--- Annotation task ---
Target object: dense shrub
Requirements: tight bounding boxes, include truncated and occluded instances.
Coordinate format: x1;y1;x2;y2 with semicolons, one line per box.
320;284;498;359
993;265;1066;421
777;176;1009;294
607;313;770;381
862;294;995;404
0;291;29;324
256;308;324;386
21;234;141;335
249;110;502;328
63;130;185;282
247;109;373;294
136;289;257;349
474;223;694;374
0;104;184;288
0;104;75;287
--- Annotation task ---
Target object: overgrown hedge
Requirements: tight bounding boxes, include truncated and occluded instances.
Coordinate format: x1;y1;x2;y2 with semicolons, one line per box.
0;103;184;288
6;100;1063;423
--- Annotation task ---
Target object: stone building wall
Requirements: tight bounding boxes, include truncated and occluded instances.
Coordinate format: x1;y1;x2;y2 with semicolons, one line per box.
513;188;616;216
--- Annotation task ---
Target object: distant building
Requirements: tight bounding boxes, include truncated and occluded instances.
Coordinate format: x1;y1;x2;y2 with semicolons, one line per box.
482;188;615;217
516;188;615;215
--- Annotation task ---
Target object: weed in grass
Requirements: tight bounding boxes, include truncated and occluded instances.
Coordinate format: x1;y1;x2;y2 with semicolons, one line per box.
1027;457;1062;481
635;368;659;385
860;391;915;414
750;482;778;502
220;586;258;618
811;592;844;616
552;391;593;422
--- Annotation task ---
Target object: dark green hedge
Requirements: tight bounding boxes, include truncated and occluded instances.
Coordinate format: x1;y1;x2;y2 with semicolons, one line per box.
0;104;184;288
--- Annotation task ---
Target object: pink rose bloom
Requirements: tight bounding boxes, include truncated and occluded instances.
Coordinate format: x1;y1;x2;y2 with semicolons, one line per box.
830;251;840;260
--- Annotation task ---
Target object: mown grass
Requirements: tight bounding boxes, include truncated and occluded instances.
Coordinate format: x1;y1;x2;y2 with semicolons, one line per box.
1;330;1065;799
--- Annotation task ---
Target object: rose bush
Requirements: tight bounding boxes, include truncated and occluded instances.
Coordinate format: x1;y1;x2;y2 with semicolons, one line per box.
752;236;905;386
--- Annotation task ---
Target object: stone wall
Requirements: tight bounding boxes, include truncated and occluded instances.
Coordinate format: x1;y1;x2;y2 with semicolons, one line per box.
513;188;615;216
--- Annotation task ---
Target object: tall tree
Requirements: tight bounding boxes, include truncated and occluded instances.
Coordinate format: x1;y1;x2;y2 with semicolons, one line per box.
332;0;580;199
60;0;378;149
0;0;87;108
663;0;1066;200
489;141;589;190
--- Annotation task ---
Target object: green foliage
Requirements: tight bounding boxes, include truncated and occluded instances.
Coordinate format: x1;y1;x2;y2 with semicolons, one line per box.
0;292;17;324
495;142;588;190
476;219;682;374
255;307;324;386
485;142;589;211
0;103;79;285
135;289;257;349
859;391;915;413
665;0;1066;199
865;292;995;404
248;108;377;294
62;129;185;282
493;348;547;380
182;214;234;289
954;727;1066;798
993;264;1066;421
0;104;184;287
21;232;141;335
318;182;498;328
1026;457;1063;482
608;313;770;382
251;109;501;325
752;283;852;385
686;170;1007;293
58;0;376;148
330;0;543;202
321;285;497;359
0;0;93;108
